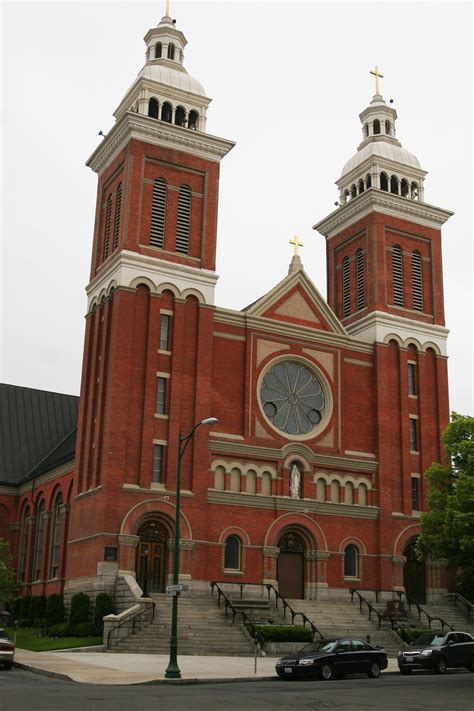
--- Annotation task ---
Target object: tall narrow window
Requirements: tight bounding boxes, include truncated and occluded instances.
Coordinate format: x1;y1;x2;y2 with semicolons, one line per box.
344;544;358;577
160;314;170;350
33;500;46;581
411;477;420;510
356;248;365;311
188;110;199;130
342;256;350;317
224;535;242;570
161;102;172;123
148;98;159;119
373;119;380;134
380;172;389;191
409;418;418;452
408;363;416;396
156;377;167;415
112;183;122;252
176;185;191;254
153;444;164;482
50;492;63;579
150;178;167;248
412;250;423;311
167;42;175;60
155;42;162;58
392;244;404;307
19;506;30;582
103;195;112;260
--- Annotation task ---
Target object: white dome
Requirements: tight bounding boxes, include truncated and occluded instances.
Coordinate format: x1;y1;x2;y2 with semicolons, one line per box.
340;142;421;178
139;64;206;97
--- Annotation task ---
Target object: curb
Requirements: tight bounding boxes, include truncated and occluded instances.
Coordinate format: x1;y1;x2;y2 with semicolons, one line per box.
13;661;76;683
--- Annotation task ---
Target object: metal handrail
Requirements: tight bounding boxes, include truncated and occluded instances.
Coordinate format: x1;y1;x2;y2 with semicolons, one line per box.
106;601;156;649
397;591;454;632
349;588;382;629
209;582;263;651
451;593;473;620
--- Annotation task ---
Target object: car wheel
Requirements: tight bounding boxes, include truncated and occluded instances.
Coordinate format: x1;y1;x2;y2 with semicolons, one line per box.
368;661;381;679
319;662;333;681
434;656;447;674
399;668;412;675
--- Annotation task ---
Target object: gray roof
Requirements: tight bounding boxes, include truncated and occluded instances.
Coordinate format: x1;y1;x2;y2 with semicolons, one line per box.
0;384;79;484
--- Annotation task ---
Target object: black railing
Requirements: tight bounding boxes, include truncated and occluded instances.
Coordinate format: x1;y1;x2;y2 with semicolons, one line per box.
210;582;263;651
397;591;454;632
451;593;473;621
349;589;383;629
106;601;156;649
349;588;454;632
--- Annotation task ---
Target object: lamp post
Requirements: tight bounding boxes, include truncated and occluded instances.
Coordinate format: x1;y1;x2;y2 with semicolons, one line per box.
165;416;218;679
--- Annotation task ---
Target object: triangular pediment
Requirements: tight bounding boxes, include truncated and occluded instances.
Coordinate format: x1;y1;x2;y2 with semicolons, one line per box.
244;267;347;336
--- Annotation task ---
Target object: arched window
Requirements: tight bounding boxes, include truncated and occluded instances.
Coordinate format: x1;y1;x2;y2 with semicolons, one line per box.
33;500;46;581
103;194;112;259
364;123;369;138
373;119;380;134
19;506;30;582
385;120;391;135
230;468;240;492
175;106;186;127
261;472;272;496
392;244;404;307
148;98;159;119
150;178;167;248
380;172;388;191
344;544;358;577
167;42;175;60
345;482;354;505
342;256;350;318
161;102;172;123
224;535;242;570
175;185;192;254
50;492;63;579
188;110;199;130
400;178;409;198
112;183;122;252
214;466;225;491
366;173;372;188
155;42;162;59
350;184;357;199
356;248;365;311
411;182;419;200
358;179;364;194
331;481;340;503
316;478;326;501
390;175;399;194
412;250;423;311
358;483;368;506
246;470;256;495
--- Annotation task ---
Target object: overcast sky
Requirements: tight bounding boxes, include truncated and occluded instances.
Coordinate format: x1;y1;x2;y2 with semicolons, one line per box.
1;0;472;417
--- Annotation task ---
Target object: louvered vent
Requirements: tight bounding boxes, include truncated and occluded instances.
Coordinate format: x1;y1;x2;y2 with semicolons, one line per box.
342;256;350;317
103;195;112;260
112;183;122;252
392;245;404;307
176;185;191;254
356;249;365;311
412;251;423;311
150;179;167;248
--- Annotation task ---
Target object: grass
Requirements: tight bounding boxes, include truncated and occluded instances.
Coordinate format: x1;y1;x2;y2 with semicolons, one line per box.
8;628;103;652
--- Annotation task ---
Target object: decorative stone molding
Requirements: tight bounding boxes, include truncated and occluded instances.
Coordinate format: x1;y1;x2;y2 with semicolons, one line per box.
179;540;195;551
262;546;280;559
315;550;330;561
118;534;140;547
426;558;448;568
392;556;407;566
305;549;320;561
9;522;21;530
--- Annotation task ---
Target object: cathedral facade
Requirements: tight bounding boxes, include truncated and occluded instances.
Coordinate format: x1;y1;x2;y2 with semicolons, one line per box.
0;12;454;604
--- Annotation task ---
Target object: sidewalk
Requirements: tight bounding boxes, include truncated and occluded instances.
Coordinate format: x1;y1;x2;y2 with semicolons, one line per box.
14;649;400;685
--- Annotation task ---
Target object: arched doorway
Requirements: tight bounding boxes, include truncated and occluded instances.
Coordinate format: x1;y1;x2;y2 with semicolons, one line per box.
277;531;305;599
403;539;426;604
136;520;168;594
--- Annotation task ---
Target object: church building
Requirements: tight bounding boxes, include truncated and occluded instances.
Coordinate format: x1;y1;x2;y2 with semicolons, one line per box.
0;11;454;606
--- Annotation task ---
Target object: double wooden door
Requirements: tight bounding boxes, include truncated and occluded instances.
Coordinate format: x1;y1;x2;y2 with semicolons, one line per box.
137;541;166;594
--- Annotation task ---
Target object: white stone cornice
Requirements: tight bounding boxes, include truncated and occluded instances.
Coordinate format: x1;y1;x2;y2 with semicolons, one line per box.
347;310;449;355
86;250;219;308
314;189;453;238
87;112;235;175
337;154;427;190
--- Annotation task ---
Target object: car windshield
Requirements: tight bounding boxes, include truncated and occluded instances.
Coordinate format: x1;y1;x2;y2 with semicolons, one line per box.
414;633;446;646
0;629;10;640
300;640;337;654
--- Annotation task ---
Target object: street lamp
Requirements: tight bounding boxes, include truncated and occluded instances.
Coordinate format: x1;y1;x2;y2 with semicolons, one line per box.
165;416;218;679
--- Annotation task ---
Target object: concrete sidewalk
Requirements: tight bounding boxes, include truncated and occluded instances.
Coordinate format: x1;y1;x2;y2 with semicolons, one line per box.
14;649;400;685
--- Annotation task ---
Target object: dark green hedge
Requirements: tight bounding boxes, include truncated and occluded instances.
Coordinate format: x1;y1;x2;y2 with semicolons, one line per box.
249;625;313;643
70;593;90;627
94;593;115;634
45;594;65;629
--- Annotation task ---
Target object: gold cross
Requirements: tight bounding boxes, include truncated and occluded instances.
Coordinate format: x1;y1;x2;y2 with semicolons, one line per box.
370;65;384;95
289;236;304;256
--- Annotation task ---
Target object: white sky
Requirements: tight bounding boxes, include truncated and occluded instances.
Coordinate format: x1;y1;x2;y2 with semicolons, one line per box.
1;0;473;416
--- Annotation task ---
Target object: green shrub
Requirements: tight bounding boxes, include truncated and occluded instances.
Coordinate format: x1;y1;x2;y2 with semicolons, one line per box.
69;593;90;627
45;594;65;629
36;595;47;619
396;627;443;644
249;625;313;644
20;596;32;623
94;593;115;634
48;623;70;638
18;618;32;628
34;617;46;629
70;622;95;638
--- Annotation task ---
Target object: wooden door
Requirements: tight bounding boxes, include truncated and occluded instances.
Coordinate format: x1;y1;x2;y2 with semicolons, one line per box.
137;541;165;594
403;541;426;604
278;551;304;599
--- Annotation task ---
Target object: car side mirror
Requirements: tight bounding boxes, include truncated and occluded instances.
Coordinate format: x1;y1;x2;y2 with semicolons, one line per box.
447;640;454;646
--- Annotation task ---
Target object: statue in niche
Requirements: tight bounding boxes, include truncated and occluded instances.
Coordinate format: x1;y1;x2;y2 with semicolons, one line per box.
290;464;301;498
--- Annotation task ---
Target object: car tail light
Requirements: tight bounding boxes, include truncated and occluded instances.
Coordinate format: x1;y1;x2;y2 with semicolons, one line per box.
0;642;14;651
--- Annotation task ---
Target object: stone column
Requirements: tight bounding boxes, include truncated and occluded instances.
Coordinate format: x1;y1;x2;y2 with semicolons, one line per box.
118;534;140;576
179;539;195;581
262;546;279;586
425;558;448;603
391;555;407;590
315;550;330;598
304;550;319;599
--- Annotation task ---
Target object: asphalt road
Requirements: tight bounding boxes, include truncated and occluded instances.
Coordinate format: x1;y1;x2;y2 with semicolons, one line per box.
0;668;473;711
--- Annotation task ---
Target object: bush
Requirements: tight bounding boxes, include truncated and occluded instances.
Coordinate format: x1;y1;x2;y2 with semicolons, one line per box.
12;598;22;621
94;593;115;634
18;618;32;628
34;617;46;629
20;596;33;623
70;622;95;638
396;627;443;644
45;594;65;629
48;623;70;638
36;595;47;619
249;625;313;644
69;593;90;627
456;568;474;604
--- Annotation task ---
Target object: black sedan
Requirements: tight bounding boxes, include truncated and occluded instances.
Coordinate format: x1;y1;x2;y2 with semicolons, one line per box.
398;630;474;674
275;638;388;680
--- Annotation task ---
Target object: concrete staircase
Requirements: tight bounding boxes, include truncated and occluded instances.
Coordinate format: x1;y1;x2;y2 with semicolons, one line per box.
110;593;255;656
419;596;474;636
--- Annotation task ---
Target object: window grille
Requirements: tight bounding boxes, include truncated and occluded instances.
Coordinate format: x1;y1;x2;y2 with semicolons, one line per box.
112;183;122;252
412;251;423;311
50;493;63;578
156;377;167;414
160;314;170;350
392;245;404;306
150;179;167;248
224;535;241;570
153;444;164;483
176;185;191;254
409;418;418;452
356;249;365;311
103;195;112;259
411;477;420;510
342;256;350;317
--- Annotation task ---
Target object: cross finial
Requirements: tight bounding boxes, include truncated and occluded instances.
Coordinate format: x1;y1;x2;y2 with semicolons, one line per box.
289;235;304;256
370;65;384;95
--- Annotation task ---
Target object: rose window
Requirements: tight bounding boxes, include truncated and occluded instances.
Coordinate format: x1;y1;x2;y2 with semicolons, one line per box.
259;361;326;436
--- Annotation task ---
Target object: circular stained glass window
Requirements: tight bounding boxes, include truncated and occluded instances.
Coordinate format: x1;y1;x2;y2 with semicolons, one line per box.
260;361;326;436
